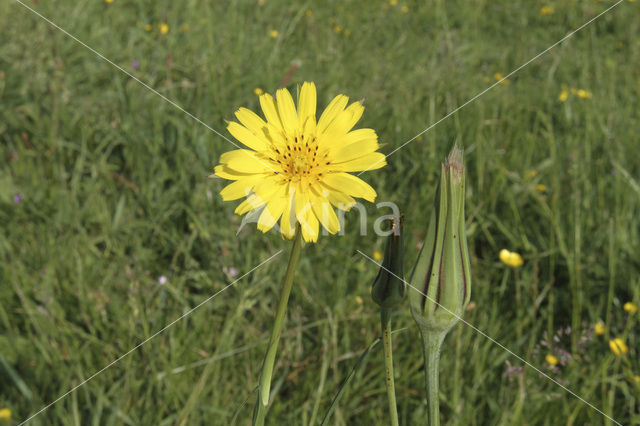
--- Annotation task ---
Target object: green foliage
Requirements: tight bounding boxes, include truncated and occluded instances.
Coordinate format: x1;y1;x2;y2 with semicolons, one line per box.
1;0;639;424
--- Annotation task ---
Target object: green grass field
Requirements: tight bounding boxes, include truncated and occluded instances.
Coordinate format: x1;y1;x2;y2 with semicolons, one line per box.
1;0;639;424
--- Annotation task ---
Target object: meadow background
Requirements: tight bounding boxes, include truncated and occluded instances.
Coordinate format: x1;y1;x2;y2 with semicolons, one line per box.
1;0;639;424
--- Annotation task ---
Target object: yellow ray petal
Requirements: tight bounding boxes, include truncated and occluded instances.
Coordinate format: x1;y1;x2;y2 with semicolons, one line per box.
310;191;340;234
235;194;265;215
280;184;296;239
317;95;349;133
219;149;272;174
214;165;266;181
253;175;285;203
332;131;379;162
319;182;356;210
257;194;287;233
323;101;364;136
330;152;387;172
234;107;269;136
227;121;270;152
302;205;319;242
259;93;283;132
276;88;299;135
323;172;377;202
297;82;317;125
220;178;260;201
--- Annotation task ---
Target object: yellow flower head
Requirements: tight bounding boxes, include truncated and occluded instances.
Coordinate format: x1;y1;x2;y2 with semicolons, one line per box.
214;82;386;242
105;0;114;3
499;249;524;268
594;321;606;336
144;24;153;32
254;88;264;96
535;184;547;192
159;23;169;34
401;5;409;13
576;89;592;99
558;86;569;102
609;338;629;356
390;0;398;5
545;354;559;366
493;73;510;85
373;250;383;261
0;408;10;421
623;302;637;314
305;10;313;17
540;6;555;15
269;29;279;39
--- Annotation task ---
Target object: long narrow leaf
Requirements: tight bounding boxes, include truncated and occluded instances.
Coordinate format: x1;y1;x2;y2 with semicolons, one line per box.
320;337;381;426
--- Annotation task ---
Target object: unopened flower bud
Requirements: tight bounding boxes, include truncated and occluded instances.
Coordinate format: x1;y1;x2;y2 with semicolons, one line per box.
371;216;406;309
410;146;471;333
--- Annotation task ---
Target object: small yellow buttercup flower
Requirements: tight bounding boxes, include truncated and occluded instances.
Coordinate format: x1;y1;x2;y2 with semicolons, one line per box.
144;24;153;32
623;302;638;314
545;354;559;366
609;338;629;356
105;0;114;3
254;88;264;96
214;82;386;242
305;10;313;17
634;376;640;383
500;249;524;268
333;25;343;34
558;86;569;102
390;0;398;5
535;184;547;192
576;89;592;99
373;250;383;261
269;29;279;38
493;72;510;85
401;5;409;13
540;6;555;15
159;23;169;34
594;321;606;336
0;408;10;420
526;170;538;178
482;76;490;83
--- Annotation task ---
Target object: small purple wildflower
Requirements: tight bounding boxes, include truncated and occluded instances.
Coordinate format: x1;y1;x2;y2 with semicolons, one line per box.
158;275;167;285
132;60;140;69
223;266;239;278
13;194;23;203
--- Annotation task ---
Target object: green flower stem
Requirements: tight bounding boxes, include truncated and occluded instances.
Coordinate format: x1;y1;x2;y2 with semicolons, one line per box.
380;308;399;426
253;225;303;425
420;330;446;426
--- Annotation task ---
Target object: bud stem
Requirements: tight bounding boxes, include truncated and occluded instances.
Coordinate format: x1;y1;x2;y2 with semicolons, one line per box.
253;225;303;425
381;308;400;426
420;329;446;426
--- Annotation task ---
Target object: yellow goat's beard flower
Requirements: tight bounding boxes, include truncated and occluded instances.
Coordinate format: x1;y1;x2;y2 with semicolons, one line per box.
214;82;386;242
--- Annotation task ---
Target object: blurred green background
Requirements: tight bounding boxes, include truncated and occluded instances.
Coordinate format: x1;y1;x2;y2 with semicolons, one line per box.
1;0;639;424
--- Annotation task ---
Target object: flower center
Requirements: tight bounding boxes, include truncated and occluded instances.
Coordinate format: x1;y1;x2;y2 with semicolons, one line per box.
272;133;329;181
293;154;310;173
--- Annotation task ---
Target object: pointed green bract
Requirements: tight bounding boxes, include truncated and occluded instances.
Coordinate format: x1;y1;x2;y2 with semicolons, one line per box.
371;216;406;309
410;146;471;333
